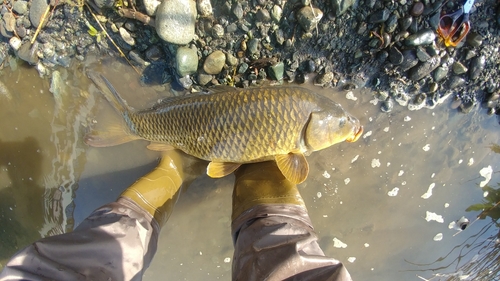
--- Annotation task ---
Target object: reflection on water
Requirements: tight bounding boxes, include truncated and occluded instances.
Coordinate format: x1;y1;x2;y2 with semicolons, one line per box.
0;61;499;280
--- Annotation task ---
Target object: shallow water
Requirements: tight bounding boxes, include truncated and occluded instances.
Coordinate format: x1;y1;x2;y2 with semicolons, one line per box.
0;60;499;280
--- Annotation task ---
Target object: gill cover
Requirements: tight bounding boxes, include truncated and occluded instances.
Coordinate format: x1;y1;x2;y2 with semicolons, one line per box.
304;110;351;151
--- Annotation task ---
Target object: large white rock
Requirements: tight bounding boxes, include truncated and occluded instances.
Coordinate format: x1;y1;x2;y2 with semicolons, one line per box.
155;0;197;45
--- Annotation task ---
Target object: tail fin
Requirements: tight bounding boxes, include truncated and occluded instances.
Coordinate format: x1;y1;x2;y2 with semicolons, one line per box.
86;70;132;114
85;71;139;147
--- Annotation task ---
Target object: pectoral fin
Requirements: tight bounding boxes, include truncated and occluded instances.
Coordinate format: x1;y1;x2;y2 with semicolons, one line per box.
147;143;176;151
207;162;241;178
275;153;309;184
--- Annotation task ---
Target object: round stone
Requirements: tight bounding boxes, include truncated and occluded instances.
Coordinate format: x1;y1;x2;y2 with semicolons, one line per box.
203;50;226;75
410;2;424;17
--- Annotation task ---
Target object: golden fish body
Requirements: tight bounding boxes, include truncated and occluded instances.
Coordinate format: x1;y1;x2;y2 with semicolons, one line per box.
86;72;363;183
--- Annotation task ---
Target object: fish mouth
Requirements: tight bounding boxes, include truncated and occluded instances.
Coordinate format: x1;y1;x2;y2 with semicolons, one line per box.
346;125;363;142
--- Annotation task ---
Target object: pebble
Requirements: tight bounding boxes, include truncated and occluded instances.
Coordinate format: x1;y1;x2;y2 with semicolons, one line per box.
203;50;226;75
268;61;284;81
410;2;424;17
212;24;224;38
395;92;411;106
17;41;38;65
381;99;393;112
448;76;466;89
408;55;440;81
469;55;485;80
94;0;115;8
12;0;28;15
331;0;356;16
404;29;436;46
452;61;467;75
145;45;164;61
416;46;431;62
428;12;440;30
232;2;244;20
385;14;398;33
237;63;248;74
143;0;161;16
247;38;259;54
119;27;135;46
176;46;199;77
315;72;334;86
197;73;212;86
388;47;404;65
433;66;448;82
271;5;282;23
9;37;22;51
369;9;390;23
177;75;193;90
297;6;323;33
256;9;272;23
155;0;197;45
225;53;238;66
400;49;419;71
2;12;15;33
399;16;412;31
466;32;483;48
197;0;213;17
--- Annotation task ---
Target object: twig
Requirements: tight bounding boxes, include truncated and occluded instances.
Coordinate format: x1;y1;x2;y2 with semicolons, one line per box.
119;8;155;27
31;5;51;44
85;3;140;75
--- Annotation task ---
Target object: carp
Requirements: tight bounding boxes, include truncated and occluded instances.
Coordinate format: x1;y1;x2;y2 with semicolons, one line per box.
85;71;363;184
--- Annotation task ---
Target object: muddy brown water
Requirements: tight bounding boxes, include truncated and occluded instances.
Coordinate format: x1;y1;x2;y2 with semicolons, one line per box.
0;60;499;280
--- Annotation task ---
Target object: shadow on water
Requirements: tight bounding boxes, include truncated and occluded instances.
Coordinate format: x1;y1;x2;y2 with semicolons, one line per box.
0;137;44;261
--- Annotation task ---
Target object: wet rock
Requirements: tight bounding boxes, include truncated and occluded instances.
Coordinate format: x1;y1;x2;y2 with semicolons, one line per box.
145;45;163;61
394;92;410;106
381;99;393;112
2;12;15;33
143;0;161;16
428;12;440;30
13;1;28;15
315;72;334;86
448;76;466;89
428;82;438;93
404;29;436;46
469;55;485;80
416;46;431;62
17;41;38;65
297;6;323;33
400;49;419;71
203;50;226;75
389;46;404;65
330;0;356;16
433;66;448;82
399;16;412;31
385;14;398;33
408;56;440;81
408;93;426;111
268;62;284;81
452;61;467;75
459;100;475;113
369;9;390;23
197;0;213;17
410;2;424;17
156;0;197;45
176;46;198;77
306;59;316;73
15;25;27;38
466;32;483;48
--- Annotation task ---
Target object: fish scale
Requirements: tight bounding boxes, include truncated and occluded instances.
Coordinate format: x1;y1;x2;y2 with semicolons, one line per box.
127;87;316;162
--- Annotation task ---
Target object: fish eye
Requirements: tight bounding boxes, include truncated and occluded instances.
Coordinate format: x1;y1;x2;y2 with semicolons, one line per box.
339;117;346;128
